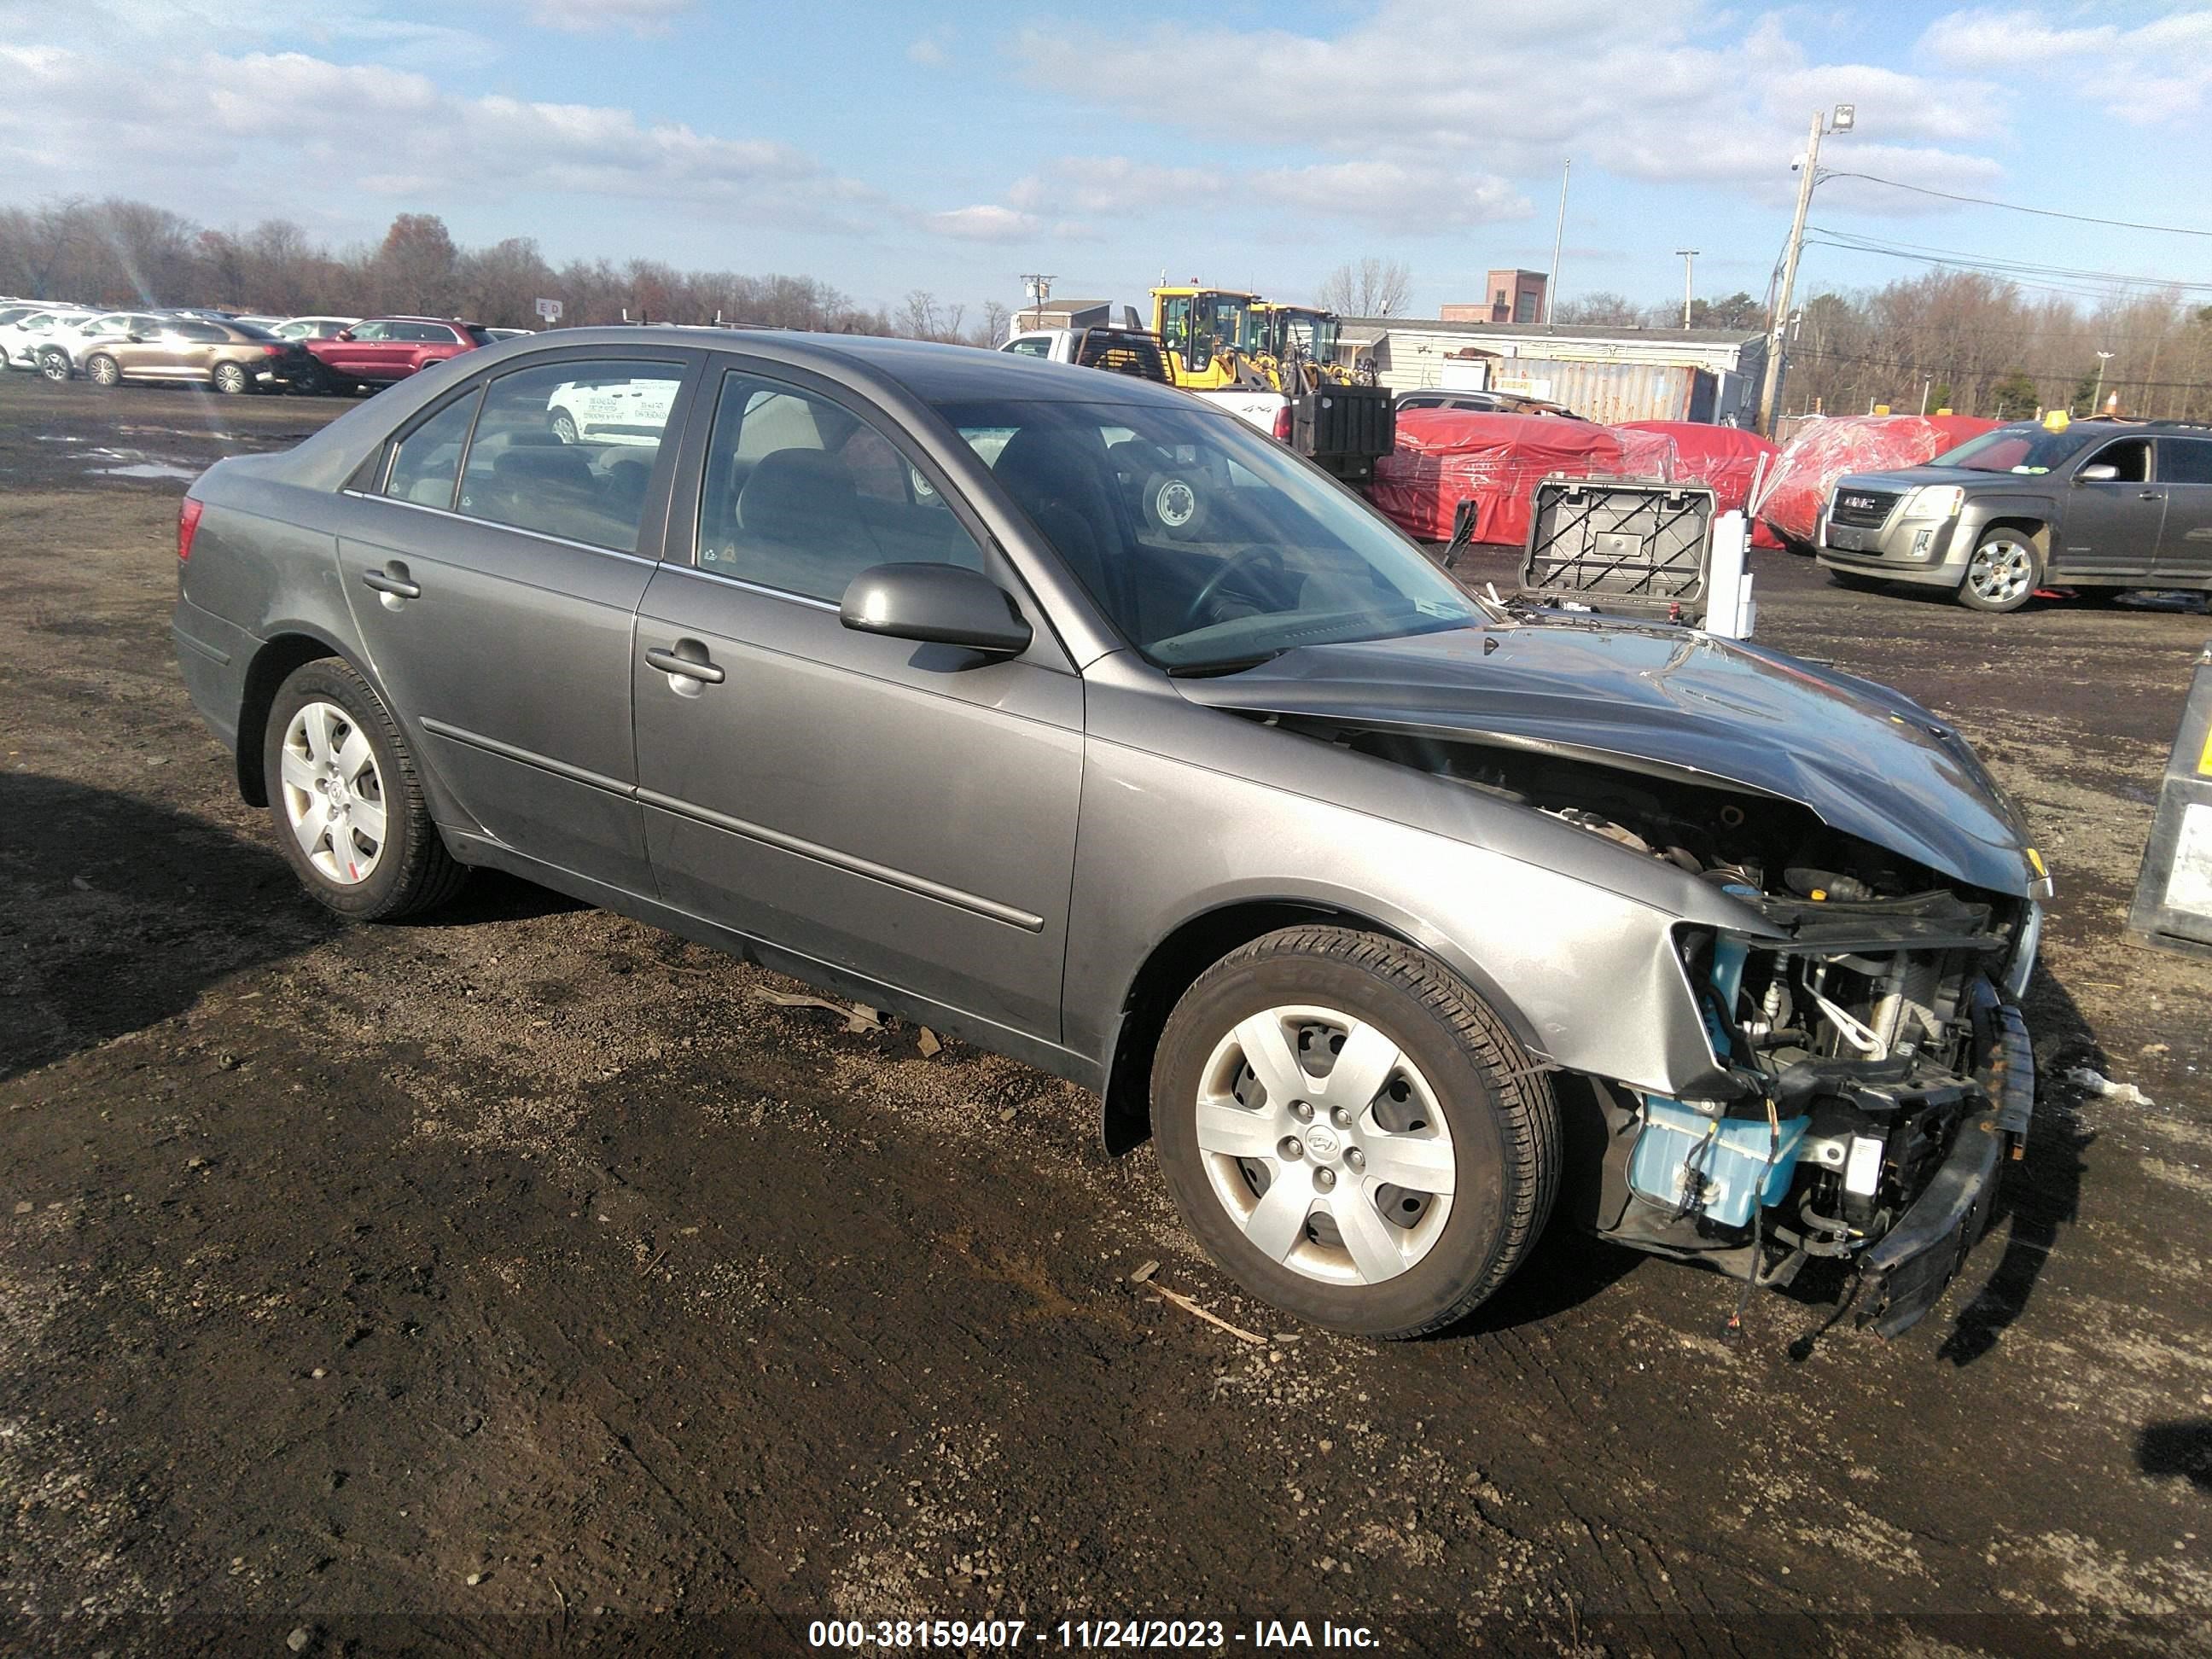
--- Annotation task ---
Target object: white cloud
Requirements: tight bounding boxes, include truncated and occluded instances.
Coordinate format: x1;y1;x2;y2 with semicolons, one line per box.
1922;7;2212;124
1005;154;1527;233
907;34;947;66
1010;3;2005;201
0;44;871;231
922;205;1043;242
518;0;696;36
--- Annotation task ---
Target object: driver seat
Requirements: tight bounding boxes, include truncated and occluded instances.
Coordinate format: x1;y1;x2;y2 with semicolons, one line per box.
989;425;1116;607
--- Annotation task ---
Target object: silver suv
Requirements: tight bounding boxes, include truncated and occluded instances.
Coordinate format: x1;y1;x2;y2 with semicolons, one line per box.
1816;419;2212;613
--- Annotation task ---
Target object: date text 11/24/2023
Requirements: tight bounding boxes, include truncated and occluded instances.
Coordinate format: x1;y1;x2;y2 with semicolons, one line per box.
806;1619;1381;1650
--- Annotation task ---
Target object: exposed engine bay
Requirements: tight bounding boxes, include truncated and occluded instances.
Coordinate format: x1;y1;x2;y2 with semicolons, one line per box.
1331;728;2040;1332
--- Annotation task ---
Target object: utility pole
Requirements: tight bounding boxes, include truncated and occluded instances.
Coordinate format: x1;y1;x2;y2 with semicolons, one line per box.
1674;249;1699;329
1018;272;1056;332
1545;160;1570;327
2094;349;2114;414
1758;103;1853;435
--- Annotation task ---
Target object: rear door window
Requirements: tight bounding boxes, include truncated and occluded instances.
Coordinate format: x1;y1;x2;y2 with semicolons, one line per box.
2159;438;2212;486
456;358;685;552
382;389;483;509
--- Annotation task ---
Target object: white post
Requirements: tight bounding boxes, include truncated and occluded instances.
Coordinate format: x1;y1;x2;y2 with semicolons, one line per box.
1703;510;1755;640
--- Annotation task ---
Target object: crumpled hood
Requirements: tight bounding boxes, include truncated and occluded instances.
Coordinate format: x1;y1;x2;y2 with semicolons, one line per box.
1177;621;2038;898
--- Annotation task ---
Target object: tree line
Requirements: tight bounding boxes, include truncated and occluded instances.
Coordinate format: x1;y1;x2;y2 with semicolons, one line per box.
1556;272;2212;422
0;198;1009;346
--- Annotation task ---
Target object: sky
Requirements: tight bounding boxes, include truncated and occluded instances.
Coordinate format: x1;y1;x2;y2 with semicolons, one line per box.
2;0;2208;321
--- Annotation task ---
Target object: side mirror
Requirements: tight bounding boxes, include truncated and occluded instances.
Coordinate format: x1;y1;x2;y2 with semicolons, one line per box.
840;562;1032;657
124;333;144;344
2076;462;2118;483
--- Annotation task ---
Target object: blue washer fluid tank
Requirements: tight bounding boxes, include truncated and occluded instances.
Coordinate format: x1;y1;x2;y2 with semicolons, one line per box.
1628;1100;1810;1228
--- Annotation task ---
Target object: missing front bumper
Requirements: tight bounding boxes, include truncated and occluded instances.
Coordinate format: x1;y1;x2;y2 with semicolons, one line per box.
1855;997;2034;1337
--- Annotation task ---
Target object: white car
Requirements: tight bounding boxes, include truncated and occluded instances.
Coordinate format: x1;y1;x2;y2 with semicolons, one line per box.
544;375;678;445
0;308;96;370
268;315;359;341
32;311;160;381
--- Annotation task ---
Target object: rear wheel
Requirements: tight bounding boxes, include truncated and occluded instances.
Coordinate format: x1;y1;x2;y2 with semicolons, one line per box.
1152;926;1558;1338
38;348;71;382
550;411;579;444
1958;529;2041;613
85;353;120;387
291;361;329;396
262;659;468;922
211;360;249;396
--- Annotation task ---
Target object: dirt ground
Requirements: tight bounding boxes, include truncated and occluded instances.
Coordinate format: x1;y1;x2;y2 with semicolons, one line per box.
2;375;2209;1659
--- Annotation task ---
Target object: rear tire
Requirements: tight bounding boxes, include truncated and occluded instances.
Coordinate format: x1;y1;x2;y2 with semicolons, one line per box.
1958;529;2041;613
38;348;71;382
1151;926;1558;1338
550;411;579;444
212;361;249;396
262;659;468;923
85;353;120;387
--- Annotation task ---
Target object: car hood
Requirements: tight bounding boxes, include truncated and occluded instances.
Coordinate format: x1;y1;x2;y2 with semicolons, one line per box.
1177;620;2038;898
1837;466;2027;494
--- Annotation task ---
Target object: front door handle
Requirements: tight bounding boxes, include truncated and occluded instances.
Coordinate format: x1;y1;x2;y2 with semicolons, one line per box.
2139;490;2164;501
645;643;725;685
361;567;421;599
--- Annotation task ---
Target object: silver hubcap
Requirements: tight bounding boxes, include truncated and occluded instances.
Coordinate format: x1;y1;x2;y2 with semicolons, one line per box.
1969;539;2034;604
1157;480;1196;527
279;701;387;885
92;359;116;384
1196;1004;1456;1286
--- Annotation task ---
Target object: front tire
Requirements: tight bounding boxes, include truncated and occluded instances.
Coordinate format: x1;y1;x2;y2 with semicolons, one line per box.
550;411;579;444
1958;529;2041;613
262;659;468;922
212;361;249;396
38;348;71;382
1152;926;1559;1338
85;353;120;387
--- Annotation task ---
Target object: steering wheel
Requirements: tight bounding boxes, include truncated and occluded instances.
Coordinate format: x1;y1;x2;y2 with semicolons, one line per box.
1179;545;1287;636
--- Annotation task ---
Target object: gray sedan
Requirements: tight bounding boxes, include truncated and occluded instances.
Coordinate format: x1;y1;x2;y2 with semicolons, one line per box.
173;329;2048;1338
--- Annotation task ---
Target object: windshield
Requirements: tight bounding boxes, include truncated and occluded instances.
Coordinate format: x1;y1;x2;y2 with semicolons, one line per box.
937;396;1479;672
1931;426;2095;475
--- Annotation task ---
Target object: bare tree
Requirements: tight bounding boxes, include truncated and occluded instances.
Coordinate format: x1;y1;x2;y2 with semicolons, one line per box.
1317;257;1413;317
374;212;459;315
1551;290;1643;326
970;299;1010;348
898;289;966;342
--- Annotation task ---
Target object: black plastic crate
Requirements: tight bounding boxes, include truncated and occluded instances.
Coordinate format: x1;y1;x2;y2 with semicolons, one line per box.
1293;384;1394;480
1518;476;1715;618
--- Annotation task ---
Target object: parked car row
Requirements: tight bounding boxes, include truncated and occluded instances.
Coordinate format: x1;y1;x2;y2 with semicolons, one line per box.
1;302;515;395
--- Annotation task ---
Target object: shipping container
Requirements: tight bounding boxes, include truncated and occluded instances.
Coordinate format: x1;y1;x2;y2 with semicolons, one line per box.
1483;358;1717;424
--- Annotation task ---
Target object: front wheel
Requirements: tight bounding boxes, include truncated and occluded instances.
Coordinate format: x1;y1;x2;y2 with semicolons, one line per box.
212;361;249;396
262;659;468;922
1152;926;1559;1338
38;348;71;382
1958;530;2041;613
550;411;579;444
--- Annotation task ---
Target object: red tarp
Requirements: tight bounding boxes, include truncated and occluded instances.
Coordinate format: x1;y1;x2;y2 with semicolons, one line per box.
1616;421;1780;518
1749;415;2001;547
1369;410;1655;544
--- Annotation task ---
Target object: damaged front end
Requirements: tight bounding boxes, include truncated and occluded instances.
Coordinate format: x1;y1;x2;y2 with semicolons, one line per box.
1341;729;2041;1336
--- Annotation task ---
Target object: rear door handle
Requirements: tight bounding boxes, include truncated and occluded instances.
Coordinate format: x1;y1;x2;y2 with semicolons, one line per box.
645;643;725;684
361;567;421;599
2140;490;2164;500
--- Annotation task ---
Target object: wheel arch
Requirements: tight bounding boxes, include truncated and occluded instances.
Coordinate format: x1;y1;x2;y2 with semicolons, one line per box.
235;628;380;806
1976;515;2050;556
1097;897;1544;1155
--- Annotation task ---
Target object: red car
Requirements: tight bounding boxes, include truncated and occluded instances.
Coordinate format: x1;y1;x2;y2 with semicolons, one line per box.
304;317;493;393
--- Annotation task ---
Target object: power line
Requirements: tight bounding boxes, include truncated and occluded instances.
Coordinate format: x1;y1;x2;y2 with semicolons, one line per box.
1807;226;2212;294
1819;171;2212;240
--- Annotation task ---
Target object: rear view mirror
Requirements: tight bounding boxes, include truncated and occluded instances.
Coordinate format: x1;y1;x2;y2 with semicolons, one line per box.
840;563;1031;657
2077;463;2119;483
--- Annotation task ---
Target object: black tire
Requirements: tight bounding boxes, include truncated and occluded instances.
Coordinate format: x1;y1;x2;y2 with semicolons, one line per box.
38;348;71;383
261;659;468;923
1140;469;1210;540
212;360;250;396
291;361;329;396
85;353;120;388
1957;527;2042;613
1152;925;1559;1339
1826;568;1884;592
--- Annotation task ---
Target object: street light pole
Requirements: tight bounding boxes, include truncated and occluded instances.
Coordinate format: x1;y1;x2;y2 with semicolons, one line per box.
1757;104;1852;435
1545;159;1571;327
1675;249;1699;329
2094;349;2114;414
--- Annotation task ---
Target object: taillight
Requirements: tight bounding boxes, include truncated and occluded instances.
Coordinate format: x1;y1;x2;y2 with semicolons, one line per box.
263;343;288;356
178;497;203;562
1272;404;1293;442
